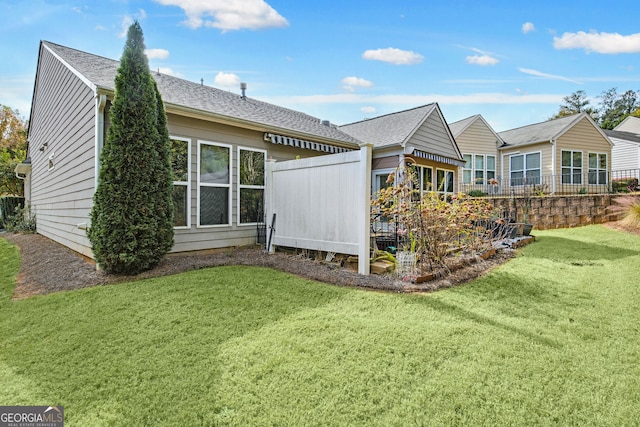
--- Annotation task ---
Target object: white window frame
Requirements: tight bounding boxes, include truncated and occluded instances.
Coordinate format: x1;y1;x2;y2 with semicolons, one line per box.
170;136;191;229
372;168;396;194
588;152;608;185
462;154;472;184
561;150;583;185
509;151;541;186
237;146;267;226
486;155;496;182
197;140;232;228
436;168;455;195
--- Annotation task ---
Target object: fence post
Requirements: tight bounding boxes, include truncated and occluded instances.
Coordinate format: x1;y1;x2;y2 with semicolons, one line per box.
265;157;276;253
358;143;373;275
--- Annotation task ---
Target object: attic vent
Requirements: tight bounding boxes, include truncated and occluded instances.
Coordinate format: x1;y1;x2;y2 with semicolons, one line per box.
321;120;331;126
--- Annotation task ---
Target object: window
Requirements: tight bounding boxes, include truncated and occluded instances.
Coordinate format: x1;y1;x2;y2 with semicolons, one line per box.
198;141;231;226
561;150;582;185
486;155;496;182
474;155;484;183
588;152;608;185
462;154;472;184
170;137;190;228
238;147;266;224
510;152;541;186
462;154;495;184
436;169;454;194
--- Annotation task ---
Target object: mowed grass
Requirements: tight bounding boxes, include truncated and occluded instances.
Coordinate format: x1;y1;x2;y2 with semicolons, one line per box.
1;225;639;426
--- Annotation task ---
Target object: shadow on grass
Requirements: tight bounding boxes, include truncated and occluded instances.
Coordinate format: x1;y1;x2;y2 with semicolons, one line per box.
525;235;640;262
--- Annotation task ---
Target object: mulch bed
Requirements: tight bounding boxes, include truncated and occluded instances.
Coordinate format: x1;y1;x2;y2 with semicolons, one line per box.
3;231;517;300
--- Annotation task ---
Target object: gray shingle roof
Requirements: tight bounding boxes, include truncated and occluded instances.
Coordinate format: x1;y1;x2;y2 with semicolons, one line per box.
448;115;479;138
339;104;438;148
497;113;586;147
42;41;360;147
604;129;640;144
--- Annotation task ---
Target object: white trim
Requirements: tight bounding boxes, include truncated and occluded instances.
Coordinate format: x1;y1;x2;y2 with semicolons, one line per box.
43;43;97;91
372;168;396;194
94;94;107;192
197;140;232;228
237;146;267;226
509;151;542;186
435;167;455;195
170;136;192;229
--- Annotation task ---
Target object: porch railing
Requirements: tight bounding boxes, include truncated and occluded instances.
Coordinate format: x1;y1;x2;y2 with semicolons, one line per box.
460;168;639;197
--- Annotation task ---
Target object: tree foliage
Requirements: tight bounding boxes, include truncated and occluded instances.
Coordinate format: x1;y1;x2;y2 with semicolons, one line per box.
550;90;598;120
0;105;27;196
551;88;640;129
88;22;174;274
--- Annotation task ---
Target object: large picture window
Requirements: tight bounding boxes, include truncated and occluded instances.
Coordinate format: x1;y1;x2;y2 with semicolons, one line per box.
170;137;190;228
238;147;266;224
588;152;608;185
198;141;231;226
510;152;541;186
561;150;582;185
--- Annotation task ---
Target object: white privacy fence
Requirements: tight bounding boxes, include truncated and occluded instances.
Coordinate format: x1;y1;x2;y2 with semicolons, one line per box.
265;144;372;274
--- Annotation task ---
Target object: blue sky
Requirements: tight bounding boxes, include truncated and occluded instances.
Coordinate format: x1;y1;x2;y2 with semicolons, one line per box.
1;0;640;131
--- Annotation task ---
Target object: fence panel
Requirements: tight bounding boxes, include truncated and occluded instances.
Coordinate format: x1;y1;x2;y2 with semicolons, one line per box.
265;145;372;274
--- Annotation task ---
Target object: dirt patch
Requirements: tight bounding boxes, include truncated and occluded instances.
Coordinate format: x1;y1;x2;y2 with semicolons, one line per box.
3;232;518;300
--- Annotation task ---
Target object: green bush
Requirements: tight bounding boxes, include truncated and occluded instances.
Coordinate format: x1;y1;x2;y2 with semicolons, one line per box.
4;204;36;233
612;177;639;193
0;196;24;228
468;190;488;197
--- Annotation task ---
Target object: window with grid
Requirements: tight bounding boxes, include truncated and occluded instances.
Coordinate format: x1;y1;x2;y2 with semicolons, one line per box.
588;152;608;185
561;150;582;185
238;147;265;224
510;152;541;186
198;141;231;226
170;137;190;227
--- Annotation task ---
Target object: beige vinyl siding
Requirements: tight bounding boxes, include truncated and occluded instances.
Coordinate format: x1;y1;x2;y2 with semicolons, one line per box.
555;117;612;178
500;142;551;186
167;114;327;253
28;46;97;257
454;118;501;183
406;112;460;159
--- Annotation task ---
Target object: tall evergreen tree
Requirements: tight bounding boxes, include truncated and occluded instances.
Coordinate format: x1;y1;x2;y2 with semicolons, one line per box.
88;22;174;274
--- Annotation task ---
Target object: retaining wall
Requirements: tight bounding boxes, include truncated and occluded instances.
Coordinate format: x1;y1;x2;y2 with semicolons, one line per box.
486;195;621;230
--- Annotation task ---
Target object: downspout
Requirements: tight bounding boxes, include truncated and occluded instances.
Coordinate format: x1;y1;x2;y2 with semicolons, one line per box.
94;94;107;191
550;139;556;194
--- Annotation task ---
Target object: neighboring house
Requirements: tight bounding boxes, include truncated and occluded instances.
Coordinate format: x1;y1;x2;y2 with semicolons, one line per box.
449;114;504;194
497;113;613;194
340;104;465;197
23;41;361;258
606;116;640;178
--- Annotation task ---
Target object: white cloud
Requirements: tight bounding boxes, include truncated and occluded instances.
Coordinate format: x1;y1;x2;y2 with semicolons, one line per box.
362;47;424;65
153;0;288;31
522;22;535;34
466;55;499;66
214;71;241;87
145;48;170;60
518;67;582;84
157;67;182;77
361;106;377;114
553;31;640;54
341;76;373;92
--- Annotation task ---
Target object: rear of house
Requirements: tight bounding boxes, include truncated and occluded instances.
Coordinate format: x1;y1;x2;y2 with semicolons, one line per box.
25;41;360;258
498;113;612;195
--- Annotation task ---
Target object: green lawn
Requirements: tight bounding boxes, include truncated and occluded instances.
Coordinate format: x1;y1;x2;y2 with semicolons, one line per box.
1;225;639;426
